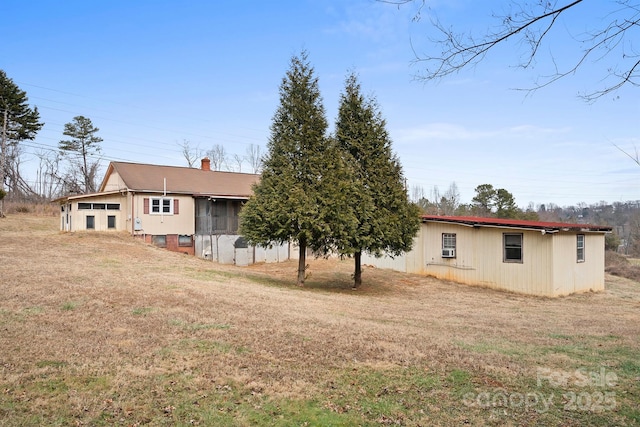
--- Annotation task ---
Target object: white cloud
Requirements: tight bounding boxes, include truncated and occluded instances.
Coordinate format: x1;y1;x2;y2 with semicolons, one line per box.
394;122;572;144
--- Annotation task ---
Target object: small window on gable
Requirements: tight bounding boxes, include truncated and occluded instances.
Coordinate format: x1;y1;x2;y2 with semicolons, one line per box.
86;216;95;230
504;233;523;263
577;234;585;262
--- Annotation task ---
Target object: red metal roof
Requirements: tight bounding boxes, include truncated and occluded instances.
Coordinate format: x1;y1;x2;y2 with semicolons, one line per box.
422;215;612;232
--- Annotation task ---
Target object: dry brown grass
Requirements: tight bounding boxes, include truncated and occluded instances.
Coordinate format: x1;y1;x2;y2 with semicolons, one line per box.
605;250;640;283
1;214;639;426
2;201;59;216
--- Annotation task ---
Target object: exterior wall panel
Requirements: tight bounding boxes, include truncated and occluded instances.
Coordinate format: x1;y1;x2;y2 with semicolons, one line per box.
102;171;127;191
364;220;607;297
552;233;605;295
64;195;128;232
131;194;194;236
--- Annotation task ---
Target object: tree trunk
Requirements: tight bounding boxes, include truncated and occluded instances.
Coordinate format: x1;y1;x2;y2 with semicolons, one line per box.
297;237;306;286
0;110;7;218
82;145;89;193
353;251;362;289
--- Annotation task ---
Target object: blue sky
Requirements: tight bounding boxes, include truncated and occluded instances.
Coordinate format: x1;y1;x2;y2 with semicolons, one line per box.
2;0;638;207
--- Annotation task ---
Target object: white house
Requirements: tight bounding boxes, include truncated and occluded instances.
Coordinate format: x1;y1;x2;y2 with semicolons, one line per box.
55;158;289;265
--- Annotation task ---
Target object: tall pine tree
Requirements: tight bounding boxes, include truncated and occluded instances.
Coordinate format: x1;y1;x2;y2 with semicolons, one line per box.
59;116;103;193
0;70;44;216
334;72;420;288
240;51;357;286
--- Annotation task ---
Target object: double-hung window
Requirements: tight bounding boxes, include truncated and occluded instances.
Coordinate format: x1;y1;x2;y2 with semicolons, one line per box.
577;234;585;262
504;233;523;263
151;197;173;214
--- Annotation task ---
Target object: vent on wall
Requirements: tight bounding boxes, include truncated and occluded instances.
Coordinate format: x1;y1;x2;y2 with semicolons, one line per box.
442;248;456;258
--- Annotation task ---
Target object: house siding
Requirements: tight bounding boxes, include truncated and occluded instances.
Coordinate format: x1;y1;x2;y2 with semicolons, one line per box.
131;193;194;236
102;171;127;192
551;233;605;296
57;160;283;266
363;220;606;297
62;194;128;232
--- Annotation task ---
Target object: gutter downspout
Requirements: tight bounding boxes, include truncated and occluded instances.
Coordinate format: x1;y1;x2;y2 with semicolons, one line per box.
131;191;135;236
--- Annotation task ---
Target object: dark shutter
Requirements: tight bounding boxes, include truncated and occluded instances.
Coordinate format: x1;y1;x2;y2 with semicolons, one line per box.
143;198;149;214
174;199;179;215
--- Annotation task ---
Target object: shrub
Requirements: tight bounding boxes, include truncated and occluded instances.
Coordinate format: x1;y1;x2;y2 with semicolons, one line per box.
605;250;640;282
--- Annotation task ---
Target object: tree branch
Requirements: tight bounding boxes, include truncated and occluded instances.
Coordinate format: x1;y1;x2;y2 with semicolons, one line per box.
386;0;640;99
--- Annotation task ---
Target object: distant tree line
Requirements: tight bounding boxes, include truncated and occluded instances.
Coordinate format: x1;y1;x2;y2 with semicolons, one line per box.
412;181;640;255
412;182;538;220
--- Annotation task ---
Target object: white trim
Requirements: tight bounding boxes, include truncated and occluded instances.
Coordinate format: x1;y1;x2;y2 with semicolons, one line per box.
150;197;173;215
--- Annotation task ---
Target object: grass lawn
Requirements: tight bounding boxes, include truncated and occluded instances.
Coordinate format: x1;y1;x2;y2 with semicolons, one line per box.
0;214;638;426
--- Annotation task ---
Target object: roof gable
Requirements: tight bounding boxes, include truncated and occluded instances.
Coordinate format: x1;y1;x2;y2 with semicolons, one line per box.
99;161;259;198
422;215;612;233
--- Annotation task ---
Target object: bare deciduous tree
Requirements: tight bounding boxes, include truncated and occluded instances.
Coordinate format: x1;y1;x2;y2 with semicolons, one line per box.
410;184;425;203
207;144;227;171
245;144;263;174
440;182;460;215
34;150;65;199
179;139;203;168
383;0;640;100
232;153;244;172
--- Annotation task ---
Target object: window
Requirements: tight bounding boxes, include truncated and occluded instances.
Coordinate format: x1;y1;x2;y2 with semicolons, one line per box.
504;233;523;263
86;216;95;230
108;215;116;229
150;197;173;215
152;235;167;247
77;202;120;210
442;233;456;257
178;235;192;247
577;234;585;262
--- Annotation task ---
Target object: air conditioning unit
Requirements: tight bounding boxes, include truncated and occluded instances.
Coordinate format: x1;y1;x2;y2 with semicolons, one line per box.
442;248;456;258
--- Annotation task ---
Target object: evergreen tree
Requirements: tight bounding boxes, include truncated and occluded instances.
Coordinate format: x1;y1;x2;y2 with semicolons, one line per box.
0;70;44;216
59;116;103;193
334;72;420;288
494;188;519;218
240;51;352;286
471;184;495;216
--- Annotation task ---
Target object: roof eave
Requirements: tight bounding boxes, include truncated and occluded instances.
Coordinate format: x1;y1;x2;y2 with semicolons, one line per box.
422;216;612;233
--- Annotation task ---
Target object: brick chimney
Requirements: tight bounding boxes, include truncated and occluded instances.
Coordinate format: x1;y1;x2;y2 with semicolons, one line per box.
201;157;211;171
